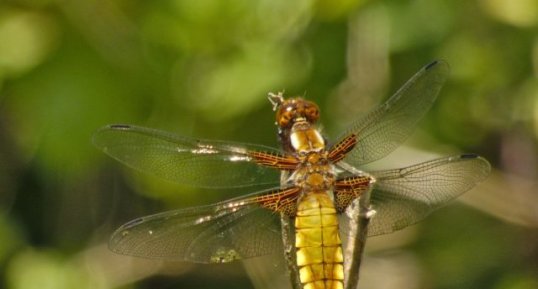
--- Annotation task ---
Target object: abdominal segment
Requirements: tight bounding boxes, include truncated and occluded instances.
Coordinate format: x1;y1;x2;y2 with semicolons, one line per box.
295;192;344;289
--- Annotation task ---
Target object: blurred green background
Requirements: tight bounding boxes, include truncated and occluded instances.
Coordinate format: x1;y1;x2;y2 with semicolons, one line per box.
1;0;537;288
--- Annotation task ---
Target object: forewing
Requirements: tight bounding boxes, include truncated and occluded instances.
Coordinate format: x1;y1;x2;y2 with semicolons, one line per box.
366;154;490;236
93;124;281;188
335;60;449;167
109;186;301;263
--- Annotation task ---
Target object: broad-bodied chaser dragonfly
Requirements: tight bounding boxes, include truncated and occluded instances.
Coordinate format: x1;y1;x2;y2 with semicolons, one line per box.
93;61;490;289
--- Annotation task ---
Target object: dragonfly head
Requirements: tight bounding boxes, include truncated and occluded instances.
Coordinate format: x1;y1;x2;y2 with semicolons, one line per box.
268;92;320;129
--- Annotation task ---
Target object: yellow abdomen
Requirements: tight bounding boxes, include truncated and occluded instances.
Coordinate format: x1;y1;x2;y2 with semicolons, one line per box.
295;192;343;289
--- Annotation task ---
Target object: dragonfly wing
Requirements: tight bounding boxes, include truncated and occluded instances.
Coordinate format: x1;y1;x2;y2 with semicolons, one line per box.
340;154;490;236
334;60;449;167
109;186;301;263
93;124;282;188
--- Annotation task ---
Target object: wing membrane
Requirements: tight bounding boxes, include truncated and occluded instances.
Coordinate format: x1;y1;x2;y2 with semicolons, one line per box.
93;124;281;188
335;60;449;167
109;186;301;262
364;154;490;236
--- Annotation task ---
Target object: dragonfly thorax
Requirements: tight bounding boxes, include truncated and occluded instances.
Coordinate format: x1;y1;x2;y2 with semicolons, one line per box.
290;123;325;153
289;126;335;193
291;162;336;192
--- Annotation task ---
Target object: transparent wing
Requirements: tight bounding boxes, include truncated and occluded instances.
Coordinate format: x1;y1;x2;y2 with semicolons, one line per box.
93;124;281;188
364;154;490;236
335;60;450;167
109;186;301;263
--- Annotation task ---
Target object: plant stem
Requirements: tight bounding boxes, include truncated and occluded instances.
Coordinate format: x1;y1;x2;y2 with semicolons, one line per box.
344;188;373;289
281;213;302;289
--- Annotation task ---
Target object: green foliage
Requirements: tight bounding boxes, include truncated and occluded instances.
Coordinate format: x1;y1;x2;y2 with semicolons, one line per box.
0;0;537;288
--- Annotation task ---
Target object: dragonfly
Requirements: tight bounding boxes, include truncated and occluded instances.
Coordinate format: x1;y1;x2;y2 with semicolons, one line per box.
93;60;490;289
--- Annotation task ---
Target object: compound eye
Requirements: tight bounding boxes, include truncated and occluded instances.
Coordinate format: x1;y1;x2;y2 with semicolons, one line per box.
277;109;294;127
304;102;320;122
